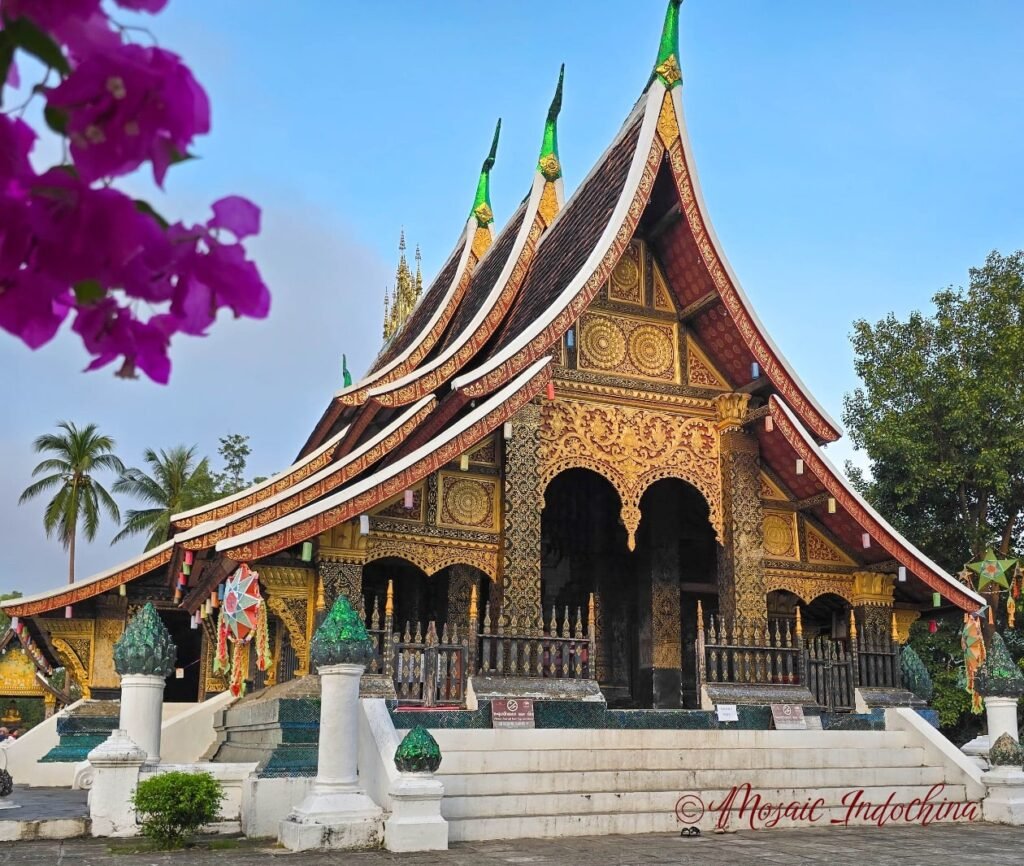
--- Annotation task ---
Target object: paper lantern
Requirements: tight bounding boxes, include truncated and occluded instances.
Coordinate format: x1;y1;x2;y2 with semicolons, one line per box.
184;550;194;565
862;533;871;548
64;606;72;619
300;541;313;562
765;416;773;432
182;562;191;576
928;619;938;634
359;514;370;535
190;615;199;630
221;565;263;642
898;566;907;582
932;592;941;608
119;583;127;597
546;381;555;400
460;454;470;471
10;617;18;631
503;422;513;440
566;327;575;348
404;490;414;509
827;497;836;514
751;362;760;379
795;459;804;475
175;668;184;679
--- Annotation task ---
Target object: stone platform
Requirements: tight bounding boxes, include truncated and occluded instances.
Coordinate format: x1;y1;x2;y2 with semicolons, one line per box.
0;786;89;841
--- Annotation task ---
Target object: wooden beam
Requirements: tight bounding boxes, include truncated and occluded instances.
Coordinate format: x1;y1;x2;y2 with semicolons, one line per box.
679;290;720;322
737;377;770;395
647;203;682;239
794;493;831;511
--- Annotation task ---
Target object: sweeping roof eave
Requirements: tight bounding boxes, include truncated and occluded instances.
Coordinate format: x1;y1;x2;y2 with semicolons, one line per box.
766;395;984;612
215;357;555;563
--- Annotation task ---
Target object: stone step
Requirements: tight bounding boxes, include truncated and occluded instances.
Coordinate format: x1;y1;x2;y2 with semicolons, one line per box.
437;764;947;796
446;797;980;842
431;728;910;752
436;746;928;775
441;784;969;821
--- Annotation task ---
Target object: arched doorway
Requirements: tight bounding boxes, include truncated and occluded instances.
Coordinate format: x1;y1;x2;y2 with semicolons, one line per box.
540;469;717;709
363;557;445;635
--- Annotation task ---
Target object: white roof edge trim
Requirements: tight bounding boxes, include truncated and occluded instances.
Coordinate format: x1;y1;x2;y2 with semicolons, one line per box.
369;181;545;398
218;357;552;551
671;87;841;438
331;222;474;399
178;396;436;541
172;424;352;523
2;540;175;609
775;397;984;607
451;87;661;392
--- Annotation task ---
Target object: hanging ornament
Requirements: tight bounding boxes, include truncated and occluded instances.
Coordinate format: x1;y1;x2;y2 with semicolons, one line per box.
968;549;1016;591
214;564;272;696
1008;595;1016;628
961;612;986;714
928;619;938;634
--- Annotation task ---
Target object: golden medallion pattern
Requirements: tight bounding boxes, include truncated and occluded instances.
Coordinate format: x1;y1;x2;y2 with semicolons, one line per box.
763;511;798;560
609;245;643;306
578;312;678;383
439;475;496;531
539;399;722;550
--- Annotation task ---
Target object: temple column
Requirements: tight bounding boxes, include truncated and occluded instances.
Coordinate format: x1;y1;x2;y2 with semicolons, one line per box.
851;572;896;636
500;402;543;634
446;565;478;638
714;394;767;625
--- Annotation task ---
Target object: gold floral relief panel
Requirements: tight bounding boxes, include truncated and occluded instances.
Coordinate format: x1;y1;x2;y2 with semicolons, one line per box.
578;311;680;384
539;399;722;550
0;647;45;696
437;472;499;533
606;241;644;306
762;510;799;561
804;521;855;566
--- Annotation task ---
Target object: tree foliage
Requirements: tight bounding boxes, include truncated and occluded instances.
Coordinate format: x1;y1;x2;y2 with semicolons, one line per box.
111;446;212;550
18;421;124;583
843;250;1024;571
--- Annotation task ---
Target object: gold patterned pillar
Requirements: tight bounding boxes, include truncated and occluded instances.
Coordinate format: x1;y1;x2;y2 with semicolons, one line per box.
714;393;767;624
447;565;478;637
318;559;363;610
501;401;544;633
852;572;896;635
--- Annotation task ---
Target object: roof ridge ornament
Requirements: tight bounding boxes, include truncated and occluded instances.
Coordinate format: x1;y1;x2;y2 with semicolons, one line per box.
538;64;565;182
470;119;501;228
652;0;683;90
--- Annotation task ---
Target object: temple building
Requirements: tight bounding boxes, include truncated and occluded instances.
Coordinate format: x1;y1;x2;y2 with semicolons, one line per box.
2;1;983;713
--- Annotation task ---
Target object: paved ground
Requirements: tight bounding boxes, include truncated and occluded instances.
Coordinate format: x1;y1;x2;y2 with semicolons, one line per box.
1;786;88;822
2;824;1024;865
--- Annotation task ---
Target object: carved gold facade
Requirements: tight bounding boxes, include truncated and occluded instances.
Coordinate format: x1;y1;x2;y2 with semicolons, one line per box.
538;399;723;551
261;565;316;677
0;646;45;697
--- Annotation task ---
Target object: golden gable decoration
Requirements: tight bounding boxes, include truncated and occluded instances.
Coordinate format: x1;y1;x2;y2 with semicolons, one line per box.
686;335;729;390
438;472;498;532
374;485;425;523
539;399;722;550
578;311;679;383
607;242;643;306
760;472;789;502
653;262;675;312
804;522;855;566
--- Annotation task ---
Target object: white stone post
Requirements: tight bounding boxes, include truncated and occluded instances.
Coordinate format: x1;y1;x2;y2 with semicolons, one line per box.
384;774;447;852
986;696;1020;744
119;673;166;764
87;729;146;837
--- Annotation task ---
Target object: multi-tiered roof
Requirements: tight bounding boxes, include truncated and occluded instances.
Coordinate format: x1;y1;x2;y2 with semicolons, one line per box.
4;1;983;622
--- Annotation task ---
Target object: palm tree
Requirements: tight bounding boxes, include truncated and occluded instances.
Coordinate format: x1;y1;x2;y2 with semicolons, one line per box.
20;422;125;585
112;446;213;551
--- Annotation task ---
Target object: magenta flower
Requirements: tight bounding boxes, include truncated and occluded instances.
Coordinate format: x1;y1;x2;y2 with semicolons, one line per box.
0;115;36;181
0;270;72;349
48;43;210;185
72;298;176;383
112;0;169;11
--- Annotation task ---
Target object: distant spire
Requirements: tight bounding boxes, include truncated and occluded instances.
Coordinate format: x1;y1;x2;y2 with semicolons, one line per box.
414;245;423;299
470;119;501;228
538;65;565;182
652;0;683;90
382;286;391;340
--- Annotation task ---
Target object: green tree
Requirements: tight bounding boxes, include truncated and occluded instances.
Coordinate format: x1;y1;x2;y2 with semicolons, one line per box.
19;422;124;585
843;250;1024;572
212;433;253;495
112;446;214;550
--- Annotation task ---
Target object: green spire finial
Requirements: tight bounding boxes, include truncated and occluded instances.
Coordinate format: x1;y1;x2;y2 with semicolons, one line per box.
309;595;375;669
538;64;565;182
652;0;683;90
113;602;176;677
470;119;501;228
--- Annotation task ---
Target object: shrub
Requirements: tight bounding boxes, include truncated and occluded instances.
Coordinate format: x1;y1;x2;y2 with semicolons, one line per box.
131;770;224;849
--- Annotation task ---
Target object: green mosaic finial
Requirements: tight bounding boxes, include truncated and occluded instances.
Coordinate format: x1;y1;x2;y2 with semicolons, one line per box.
309;595;375;668
989;732;1024;767
394;726;442;773
900;645;934;702
976;632;1024;698
538;64;565;182
470;119;501;228
113;602;176;677
651;0;683;90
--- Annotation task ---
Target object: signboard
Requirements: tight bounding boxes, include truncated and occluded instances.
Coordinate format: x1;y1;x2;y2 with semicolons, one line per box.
770;703;807;730
716;703;738;723
491;698;535;729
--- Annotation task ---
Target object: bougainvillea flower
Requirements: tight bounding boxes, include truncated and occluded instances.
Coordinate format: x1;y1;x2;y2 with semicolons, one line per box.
112;0;169;11
48;43;210;184
209;195;261;240
72;299;176;383
0;270;72;349
0;115;36;182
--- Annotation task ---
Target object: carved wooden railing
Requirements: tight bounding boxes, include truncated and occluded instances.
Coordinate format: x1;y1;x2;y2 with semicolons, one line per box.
852;612;903;690
475;592;596;680
806;633;855;711
696;602;804;687
361;580;395;680
392;620;468;706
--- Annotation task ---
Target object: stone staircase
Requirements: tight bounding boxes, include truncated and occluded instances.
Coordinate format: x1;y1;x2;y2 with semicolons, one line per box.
431;728;981;841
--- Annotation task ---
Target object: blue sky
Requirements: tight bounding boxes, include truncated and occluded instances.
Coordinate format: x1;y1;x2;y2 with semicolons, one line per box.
2;1;1022;595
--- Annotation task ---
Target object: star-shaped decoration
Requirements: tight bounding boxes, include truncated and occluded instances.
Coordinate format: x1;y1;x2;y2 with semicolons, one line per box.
656;54;683;88
957;567;975;587
968;549;1017;591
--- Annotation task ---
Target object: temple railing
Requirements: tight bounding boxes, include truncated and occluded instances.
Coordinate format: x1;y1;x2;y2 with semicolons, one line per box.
392;620;468;706
361;582;395;679
475;592;596;680
696;602;907;710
